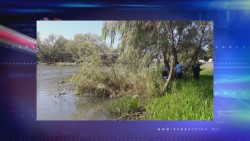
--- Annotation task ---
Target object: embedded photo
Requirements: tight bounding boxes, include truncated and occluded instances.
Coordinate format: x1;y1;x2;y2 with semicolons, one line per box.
37;21;213;120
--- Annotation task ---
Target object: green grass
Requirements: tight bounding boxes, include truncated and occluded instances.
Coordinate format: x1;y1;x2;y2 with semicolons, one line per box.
104;73;213;120
105;96;140;115
200;62;214;77
142;63;214;120
144;75;213;120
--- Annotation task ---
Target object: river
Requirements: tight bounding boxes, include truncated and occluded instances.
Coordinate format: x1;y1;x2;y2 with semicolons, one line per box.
37;65;116;120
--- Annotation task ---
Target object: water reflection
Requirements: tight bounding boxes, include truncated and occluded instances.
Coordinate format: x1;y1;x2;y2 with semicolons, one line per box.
70;96;117;120
37;65;115;120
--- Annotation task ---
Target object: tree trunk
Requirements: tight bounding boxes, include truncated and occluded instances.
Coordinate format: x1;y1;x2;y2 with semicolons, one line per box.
184;22;207;75
162;48;168;65
161;60;174;95
161;21;176;94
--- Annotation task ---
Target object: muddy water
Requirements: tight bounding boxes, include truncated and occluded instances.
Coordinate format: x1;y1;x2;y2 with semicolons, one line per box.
37;65;116;120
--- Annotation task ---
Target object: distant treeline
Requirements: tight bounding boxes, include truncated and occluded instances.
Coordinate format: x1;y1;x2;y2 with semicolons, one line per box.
37;33;116;64
37;21;213;70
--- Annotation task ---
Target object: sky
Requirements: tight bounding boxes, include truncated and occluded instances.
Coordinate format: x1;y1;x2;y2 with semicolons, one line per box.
37;21;119;47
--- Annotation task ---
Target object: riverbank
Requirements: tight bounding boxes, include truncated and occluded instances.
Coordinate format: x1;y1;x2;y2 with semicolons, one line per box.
70;63;214;120
104;73;213;120
37;62;77;66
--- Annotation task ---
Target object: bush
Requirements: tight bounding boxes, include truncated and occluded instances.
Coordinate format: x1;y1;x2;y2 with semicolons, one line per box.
71;62;163;98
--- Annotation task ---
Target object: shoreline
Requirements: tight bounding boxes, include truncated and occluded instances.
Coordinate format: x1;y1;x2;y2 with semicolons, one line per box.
37;62;78;66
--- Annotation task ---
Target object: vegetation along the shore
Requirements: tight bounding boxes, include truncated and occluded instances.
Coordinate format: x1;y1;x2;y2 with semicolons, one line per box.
37;21;214;120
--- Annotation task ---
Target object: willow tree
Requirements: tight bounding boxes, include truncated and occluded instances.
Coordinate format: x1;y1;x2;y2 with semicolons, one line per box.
102;21;213;94
102;21;162;70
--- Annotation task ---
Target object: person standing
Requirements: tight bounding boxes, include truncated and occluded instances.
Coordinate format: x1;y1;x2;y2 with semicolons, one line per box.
162;63;169;81
175;61;183;79
192;63;203;80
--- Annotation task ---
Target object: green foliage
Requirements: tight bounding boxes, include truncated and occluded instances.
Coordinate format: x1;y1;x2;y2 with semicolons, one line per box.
144;74;213;120
71;59;213;120
37;34;70;62
70;63;162;98
102;21;213;78
70;57;214;120
37;32;108;63
105;97;140;115
38;21;214;120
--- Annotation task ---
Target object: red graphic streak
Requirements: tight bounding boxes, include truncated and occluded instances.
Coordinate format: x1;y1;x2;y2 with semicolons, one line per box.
0;29;36;48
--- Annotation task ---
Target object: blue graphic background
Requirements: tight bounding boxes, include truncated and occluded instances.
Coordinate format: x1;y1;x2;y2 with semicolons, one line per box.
1;0;250;140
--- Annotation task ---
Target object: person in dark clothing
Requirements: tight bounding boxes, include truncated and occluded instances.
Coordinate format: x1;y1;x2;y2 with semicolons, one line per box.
162;60;169;81
175;61;183;79
192;63;203;80
162;64;169;81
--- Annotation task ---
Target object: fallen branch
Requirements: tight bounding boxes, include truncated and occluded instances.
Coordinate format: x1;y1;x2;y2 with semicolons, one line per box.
116;112;144;121
116;107;146;121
